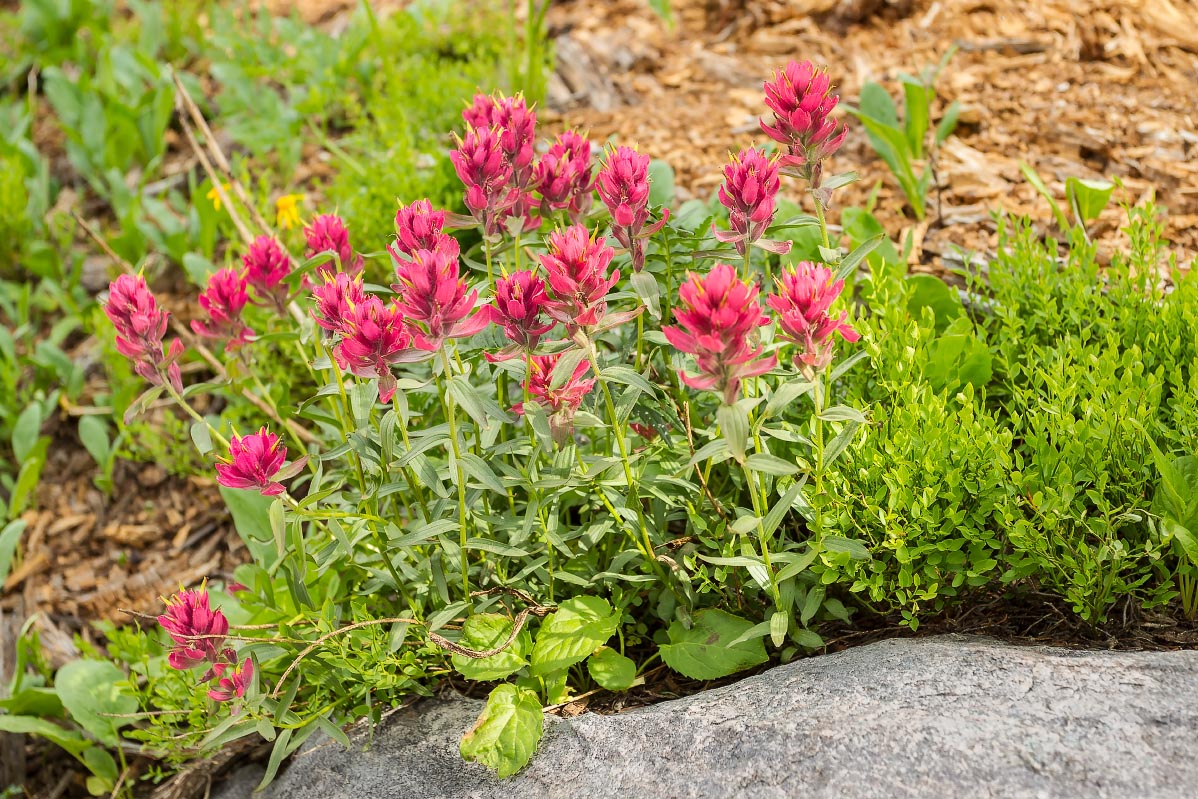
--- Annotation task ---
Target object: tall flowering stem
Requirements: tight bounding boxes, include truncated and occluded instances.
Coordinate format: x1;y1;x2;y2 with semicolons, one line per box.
769;261;861;530
664;263;781;604
596;145;669;272
714;147;790;276
437;346;473;600
662;263;777;406
103;275;185;395
760;60;847;190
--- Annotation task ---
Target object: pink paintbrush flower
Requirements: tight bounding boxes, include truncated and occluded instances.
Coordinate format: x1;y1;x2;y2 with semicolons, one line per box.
595;145;669;272
663;263;777;405
484;270;554;361
760;60;848;187
514;352;596;446
767;261;859;371
304;213;364;279
103;274;184;393
391;248;488;352
311;272;366;335
389;199;459;260
215;427;297;496
463;93;537;190
242;235;292;311
714;148;790;257
334;296;420;403
540;224;634;333
208;657;254;703
158;587;229;670
192;268;254;351
451;125;520;238
535;130;595;223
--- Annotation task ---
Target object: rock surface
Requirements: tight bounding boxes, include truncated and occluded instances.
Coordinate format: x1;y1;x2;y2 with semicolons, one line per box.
216;635;1198;799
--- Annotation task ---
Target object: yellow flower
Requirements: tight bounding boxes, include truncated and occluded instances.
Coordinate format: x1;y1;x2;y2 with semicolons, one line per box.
276;193;305;230
206;182;230;211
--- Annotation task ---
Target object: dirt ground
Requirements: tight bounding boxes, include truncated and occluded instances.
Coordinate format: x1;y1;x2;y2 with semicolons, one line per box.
542;0;1197;266
12;0;1198;655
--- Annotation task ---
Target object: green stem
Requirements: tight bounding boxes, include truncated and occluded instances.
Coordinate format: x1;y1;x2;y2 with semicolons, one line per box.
813;193;831;250
585;338;662;580
811;370;826;535
741;458;780;607
438;347;472;599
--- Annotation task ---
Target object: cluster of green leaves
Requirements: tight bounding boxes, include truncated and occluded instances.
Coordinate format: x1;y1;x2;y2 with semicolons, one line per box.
847;50;960;220
818;192;1197;628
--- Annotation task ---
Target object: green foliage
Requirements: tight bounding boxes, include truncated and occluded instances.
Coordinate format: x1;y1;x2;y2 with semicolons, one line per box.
847;50;959;220
325;3;523;247
460;684;543;778
659;608;769;680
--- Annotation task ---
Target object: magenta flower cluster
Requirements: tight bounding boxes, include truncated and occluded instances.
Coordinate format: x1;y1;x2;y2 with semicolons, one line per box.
595;146;669;272
157;586;253;703
104;274;185;394
214;427;306;496
760;59;847;187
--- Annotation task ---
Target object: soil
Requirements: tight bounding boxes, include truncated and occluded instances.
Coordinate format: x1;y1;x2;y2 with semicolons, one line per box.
9;0;1198;795
541;0;1197;270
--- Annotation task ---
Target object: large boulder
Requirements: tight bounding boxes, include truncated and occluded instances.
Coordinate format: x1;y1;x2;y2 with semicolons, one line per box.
216;635;1198;798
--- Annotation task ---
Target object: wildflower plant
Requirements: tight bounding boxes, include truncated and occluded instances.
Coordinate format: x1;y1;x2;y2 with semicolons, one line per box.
112;60;886;781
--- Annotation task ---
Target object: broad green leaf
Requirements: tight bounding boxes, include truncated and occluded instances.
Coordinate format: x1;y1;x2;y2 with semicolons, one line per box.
530;596;619;676
905;274;961;334
452;613;532;681
659;608;768;680
936;100;961;144
745;453;799;476
587;646;638;691
822;535;871;560
77;416;110;465
460;684;544;778
717;402;750;464
769;610;788;647
647;158;675;207
55;660;137;746
0;715;90;756
0;519;26;585
12;404;41;464
1066;177;1115;225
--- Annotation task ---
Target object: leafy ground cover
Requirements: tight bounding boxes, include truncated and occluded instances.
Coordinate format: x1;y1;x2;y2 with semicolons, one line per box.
1;0;1196;796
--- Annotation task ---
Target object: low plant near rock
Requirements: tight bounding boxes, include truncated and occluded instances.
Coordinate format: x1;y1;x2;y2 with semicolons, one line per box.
90;62;879;780
19;55;1196;791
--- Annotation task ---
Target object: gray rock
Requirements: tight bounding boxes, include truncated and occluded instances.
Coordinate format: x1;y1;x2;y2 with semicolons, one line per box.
215;635;1198;799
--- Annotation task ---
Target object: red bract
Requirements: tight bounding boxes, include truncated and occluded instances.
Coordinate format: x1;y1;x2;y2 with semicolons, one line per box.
663;263;777;405
539;225;621;332
158;587;229;670
463;93;537;190
760;60;847;187
714;148;789;257
242;235;292;311
767;261;860;371
215;428;289;496
311;272;366;335
392;248;487;352
485;270;553;361
103;275;184;393
595;145;669;271
514;352;596;446
390;199;459;260
335;296;417;403
305;213;364;279
192;268;254;351
451;125;519;237
535;130;595;222
208;657;254;703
